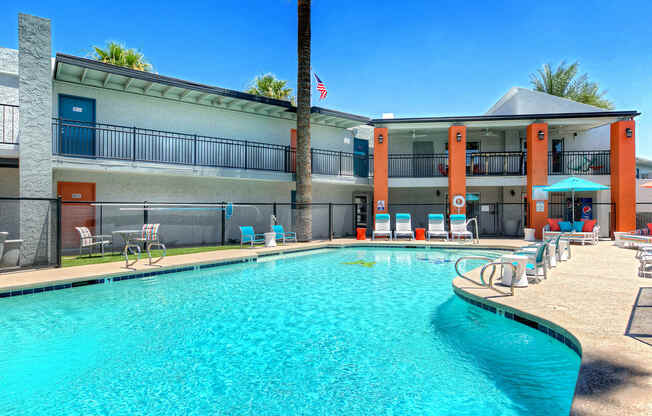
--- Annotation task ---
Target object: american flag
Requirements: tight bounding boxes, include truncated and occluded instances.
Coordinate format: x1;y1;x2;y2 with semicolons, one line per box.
314;73;327;100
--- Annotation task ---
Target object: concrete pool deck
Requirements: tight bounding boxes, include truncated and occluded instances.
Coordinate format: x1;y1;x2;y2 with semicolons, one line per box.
453;241;652;416
1;238;649;414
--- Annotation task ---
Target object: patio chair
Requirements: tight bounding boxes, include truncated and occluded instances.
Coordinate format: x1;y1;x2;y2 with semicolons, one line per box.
127;224;166;265
513;242;548;282
240;226;265;247
372;214;392;240
273;224;297;245
450;214;473;241
75;226;112;257
426;214;449;241
394;213;414;240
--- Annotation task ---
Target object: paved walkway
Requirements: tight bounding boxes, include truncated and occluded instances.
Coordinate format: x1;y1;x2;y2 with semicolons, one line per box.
453;242;652;416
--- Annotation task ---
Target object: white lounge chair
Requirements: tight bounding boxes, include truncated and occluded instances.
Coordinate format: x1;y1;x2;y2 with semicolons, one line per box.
394;213;414;240
75;226;112;257
426;214;449;241
372;213;392;240
450;214;473;241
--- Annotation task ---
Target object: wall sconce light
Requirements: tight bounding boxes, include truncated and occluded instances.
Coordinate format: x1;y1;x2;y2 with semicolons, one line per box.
456;132;462;142
537;130;545;140
626;127;633;138
377;134;384;144
510;189;515;197
436;190;441;197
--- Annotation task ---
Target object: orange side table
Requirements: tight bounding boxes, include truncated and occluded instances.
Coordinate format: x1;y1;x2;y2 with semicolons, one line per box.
356;227;367;240
415;228;426;240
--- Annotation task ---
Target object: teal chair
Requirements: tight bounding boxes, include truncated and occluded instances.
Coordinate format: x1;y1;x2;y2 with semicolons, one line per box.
514;242;548;281
239;226;265;247
273;225;297;244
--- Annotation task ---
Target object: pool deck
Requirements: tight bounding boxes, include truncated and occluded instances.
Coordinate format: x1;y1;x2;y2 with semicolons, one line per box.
453;242;652;416
1;238;650;415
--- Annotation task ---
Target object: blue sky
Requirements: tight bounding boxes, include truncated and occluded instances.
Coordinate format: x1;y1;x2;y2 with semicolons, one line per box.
2;1;651;155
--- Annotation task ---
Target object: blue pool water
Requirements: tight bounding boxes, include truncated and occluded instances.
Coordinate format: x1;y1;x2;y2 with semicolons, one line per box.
0;248;580;415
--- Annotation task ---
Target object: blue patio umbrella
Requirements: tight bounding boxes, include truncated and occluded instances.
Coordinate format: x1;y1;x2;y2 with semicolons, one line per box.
543;177;609;222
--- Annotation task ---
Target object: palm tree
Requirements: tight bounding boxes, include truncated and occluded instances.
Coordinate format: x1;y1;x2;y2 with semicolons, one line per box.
247;74;294;102
295;0;312;241
529;61;613;109
92;42;152;72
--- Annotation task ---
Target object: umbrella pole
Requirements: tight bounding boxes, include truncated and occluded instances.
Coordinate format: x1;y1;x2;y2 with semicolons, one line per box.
572;190;575;224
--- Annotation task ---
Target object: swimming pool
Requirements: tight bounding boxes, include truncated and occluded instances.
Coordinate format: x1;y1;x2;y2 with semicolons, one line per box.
0;247;580;415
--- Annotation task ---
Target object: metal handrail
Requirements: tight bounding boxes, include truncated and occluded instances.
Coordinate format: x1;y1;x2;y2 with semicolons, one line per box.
466;217;480;244
455;255;517;296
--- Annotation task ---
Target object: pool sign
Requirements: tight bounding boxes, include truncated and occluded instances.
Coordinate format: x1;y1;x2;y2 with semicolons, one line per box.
532;186;548;201
376;199;385;211
536;201;545;212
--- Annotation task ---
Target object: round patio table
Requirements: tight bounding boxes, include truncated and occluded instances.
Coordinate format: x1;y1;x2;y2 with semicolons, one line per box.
112;229;141;253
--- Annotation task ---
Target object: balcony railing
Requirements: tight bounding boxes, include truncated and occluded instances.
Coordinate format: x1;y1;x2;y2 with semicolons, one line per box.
1;104;19;144
51;119;372;178
389;153;449;177
548;150;610;175
467;152;525;176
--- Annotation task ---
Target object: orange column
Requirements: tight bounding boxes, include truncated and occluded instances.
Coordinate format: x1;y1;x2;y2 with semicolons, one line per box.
448;126;466;215
290;128;297;172
610;120;636;232
526;123;548;239
373;128;389;220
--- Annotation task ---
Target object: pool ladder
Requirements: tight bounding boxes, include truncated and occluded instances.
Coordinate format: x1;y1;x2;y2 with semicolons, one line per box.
466;217;480;245
455;255;517;296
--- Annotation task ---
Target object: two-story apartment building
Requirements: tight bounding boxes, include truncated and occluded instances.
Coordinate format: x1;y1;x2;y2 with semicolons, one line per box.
0;14;639;265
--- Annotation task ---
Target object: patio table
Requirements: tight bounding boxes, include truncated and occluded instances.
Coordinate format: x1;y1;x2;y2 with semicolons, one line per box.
112;229;141;253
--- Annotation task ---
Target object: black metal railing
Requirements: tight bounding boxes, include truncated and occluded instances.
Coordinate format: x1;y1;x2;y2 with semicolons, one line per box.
1;104;18;144
467;152;525;176
388;153;449;177
548;150;610;175
52;119;371;178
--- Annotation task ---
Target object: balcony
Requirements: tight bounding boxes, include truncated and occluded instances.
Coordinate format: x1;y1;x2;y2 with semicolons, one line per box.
388;153;448;177
1;104;19;145
548;150;610;175
51;119;372;178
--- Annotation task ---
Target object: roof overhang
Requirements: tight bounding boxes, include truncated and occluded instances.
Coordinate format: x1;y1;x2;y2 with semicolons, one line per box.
371;111;640;132
53;54;368;129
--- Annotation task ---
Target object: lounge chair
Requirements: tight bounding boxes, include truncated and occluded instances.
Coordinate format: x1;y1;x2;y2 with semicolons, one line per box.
426;214;449;241
450;214;473;241
513;242;548;282
394;213;414;240
127;224;167;265
273;224;297;244
372;213;392;240
75;226;112;257
240;226;265;247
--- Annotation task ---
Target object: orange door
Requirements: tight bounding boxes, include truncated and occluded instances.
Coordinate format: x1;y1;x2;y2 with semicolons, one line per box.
57;182;96;250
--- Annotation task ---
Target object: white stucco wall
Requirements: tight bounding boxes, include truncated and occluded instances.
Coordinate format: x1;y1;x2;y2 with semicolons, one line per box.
53;81;357;152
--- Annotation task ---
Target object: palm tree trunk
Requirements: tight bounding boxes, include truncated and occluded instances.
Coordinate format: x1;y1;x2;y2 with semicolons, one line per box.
296;0;312;241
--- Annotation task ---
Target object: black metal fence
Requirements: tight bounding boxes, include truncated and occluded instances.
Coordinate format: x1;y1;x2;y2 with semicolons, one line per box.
0;197;61;271
52;119;370;178
548;150;610;175
636;203;652;230
1;104;18;144
467;152;525;176
388;154;448;177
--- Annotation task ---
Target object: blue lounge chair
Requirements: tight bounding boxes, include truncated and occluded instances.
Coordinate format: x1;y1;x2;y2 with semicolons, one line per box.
513;242;548;281
273;225;297;244
240;226;265;247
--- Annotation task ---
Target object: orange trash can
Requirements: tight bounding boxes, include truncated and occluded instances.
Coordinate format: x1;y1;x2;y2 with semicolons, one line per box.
356;227;367;240
415;228;426;240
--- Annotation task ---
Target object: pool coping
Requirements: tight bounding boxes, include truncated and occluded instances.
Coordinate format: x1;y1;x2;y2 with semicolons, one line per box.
0;239;527;296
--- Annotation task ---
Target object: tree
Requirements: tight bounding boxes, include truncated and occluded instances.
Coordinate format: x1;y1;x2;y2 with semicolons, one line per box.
295;0;312;241
92;42;152;72
246;74;294;102
529;61;613;109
